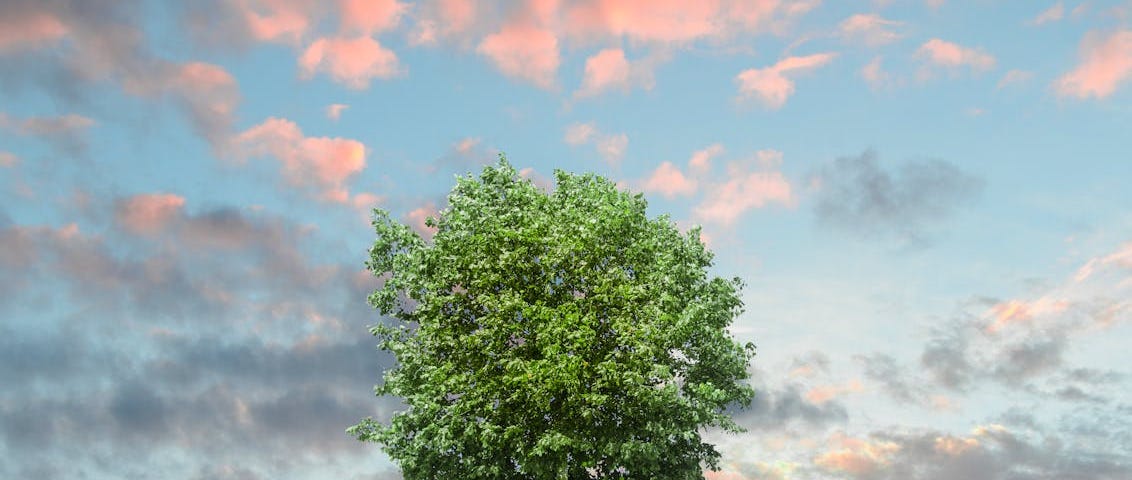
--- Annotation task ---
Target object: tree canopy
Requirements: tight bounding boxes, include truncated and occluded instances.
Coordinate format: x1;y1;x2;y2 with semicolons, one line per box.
350;158;756;479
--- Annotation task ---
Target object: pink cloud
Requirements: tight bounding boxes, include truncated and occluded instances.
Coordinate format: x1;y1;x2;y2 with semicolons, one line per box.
805;380;864;404
169;62;240;142
997;69;1033;88
325;103;349;121
596;133;628;164
406;203;439;238
814;434;901;475
576;48;631;97
454;137;480;154
409;0;477;45
235;117;367;202
0;10;67;52
351;192;382;211
116;193;187;236
735;53;836;109
477;23;560;89
726;0;782;31
0;113;95;136
564;122;597;145
689;143;724;173
916;38;996;71
339;0;406;35
694;154;793;225
860;56;895;90
0;152;17;168
1031;2;1064;25
1054;30;1132;99
563;122;628;164
350;192;384;221
563;0;722;44
0;112;96;153
240;0;316;44
839;13;903;46
299;36;403;89
122;61;240;146
642;162;697;198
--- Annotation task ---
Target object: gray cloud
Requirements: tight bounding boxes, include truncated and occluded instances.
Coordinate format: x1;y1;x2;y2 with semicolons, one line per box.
732;383;849;431
0;0;238;147
857;353;933;405
0;112;96;156
812;150;983;245
0;197;398;478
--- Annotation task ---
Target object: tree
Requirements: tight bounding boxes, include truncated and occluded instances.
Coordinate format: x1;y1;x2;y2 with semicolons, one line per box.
350;158;756;479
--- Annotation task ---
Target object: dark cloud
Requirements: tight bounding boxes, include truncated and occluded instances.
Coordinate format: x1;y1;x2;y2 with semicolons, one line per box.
812;150;983;245
857;353;932;405
733;383;848;430
0;197;397;478
920;325;976;391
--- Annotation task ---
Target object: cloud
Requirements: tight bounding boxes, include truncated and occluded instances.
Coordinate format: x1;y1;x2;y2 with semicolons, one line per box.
916;38;996;72
432;136;497;173
856;353;939;407
642;162;698;198
0;1;240;148
325;103;349;121
809;422;1132;480
559;0;816;44
298;36;403;89
0;7;67;53
125;61;240;146
860;56;896;90
730;370;850;431
694;150;793;225
1031;2;1064;26
338;0;407;35
912;240;1132;394
0;152;17;168
0;112;95;155
115;193;187;236
1054;30;1132;99
184;0;320;47
689;144;724;173
997;69;1033;89
563;122;628;164
735;53;836;109
814;432;901;476
839;13;904;46
810;150;983;244
477;22;560;89
564;122;597;145
234;117;367;203
406;202;440;238
596;133;629;164
409;0;478;45
0;194;404;478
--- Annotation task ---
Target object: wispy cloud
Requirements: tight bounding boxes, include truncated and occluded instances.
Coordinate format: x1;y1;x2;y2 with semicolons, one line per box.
735;53;837;109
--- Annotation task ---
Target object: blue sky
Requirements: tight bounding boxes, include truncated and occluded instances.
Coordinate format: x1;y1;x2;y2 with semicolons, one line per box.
2;1;1132;479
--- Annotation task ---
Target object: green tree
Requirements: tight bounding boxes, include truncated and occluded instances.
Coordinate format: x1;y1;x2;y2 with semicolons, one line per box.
350;158;755;479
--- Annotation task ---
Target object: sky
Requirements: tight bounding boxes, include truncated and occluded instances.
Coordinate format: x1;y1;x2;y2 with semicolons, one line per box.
2;0;1132;479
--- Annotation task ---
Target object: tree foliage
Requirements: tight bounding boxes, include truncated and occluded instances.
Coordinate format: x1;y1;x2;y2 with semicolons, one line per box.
350;158;756;479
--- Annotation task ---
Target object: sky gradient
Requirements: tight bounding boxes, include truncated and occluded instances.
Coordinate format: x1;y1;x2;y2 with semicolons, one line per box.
2;1;1132;479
